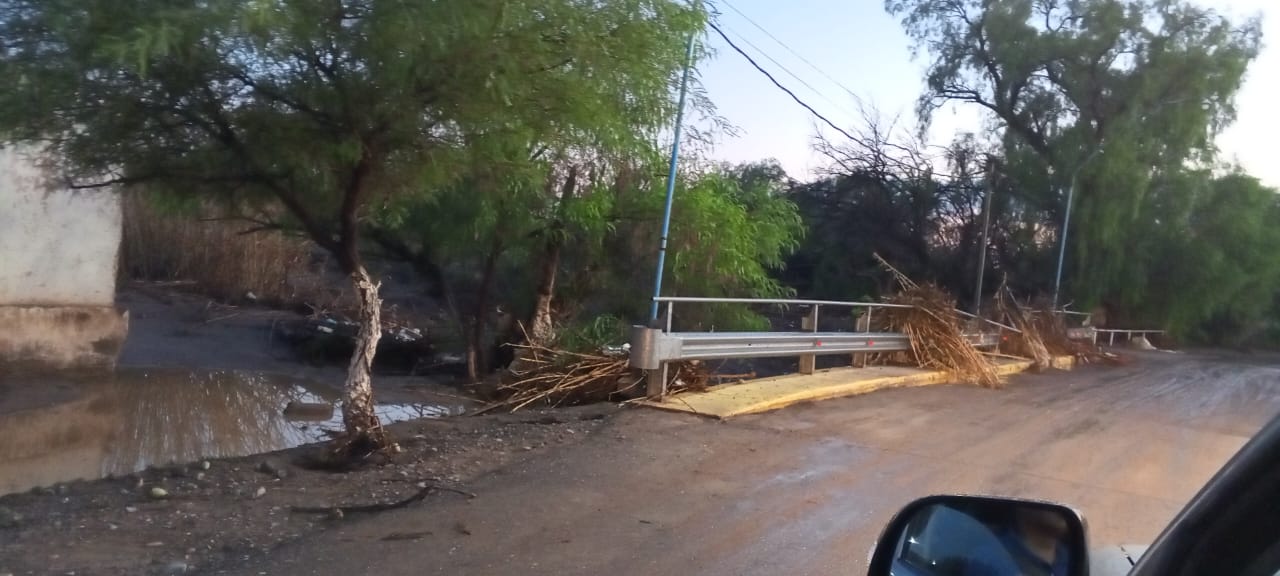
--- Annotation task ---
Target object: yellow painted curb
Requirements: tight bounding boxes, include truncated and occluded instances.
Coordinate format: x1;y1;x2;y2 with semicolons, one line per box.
642;356;1074;419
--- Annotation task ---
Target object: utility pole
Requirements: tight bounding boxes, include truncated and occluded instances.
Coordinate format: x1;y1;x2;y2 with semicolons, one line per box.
649;34;697;321
972;182;994;316
1052;146;1104;310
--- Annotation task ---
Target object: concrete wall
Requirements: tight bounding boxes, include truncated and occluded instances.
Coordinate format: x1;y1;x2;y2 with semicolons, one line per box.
0;146;127;369
0;146;121;306
0;306;128;370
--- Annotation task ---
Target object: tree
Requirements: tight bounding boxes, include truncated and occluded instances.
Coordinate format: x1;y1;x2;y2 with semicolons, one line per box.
790;112;1000;303
1129;172;1280;340
577;159;804;331
361;2;706;378
0;0;703;450
886;0;1262;308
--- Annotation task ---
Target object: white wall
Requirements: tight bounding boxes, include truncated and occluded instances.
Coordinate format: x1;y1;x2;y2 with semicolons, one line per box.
0;146;121;306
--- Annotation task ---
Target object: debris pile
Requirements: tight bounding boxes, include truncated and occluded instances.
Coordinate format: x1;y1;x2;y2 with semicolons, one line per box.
996;285;1052;370
1030;306;1114;364
276;315;433;372
667;360;713;394
474;342;638;414
876;255;1002;388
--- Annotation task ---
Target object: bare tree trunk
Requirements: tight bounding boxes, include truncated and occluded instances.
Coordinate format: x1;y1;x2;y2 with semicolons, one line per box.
332;154;388;454
528;166;578;345
466;234;502;382
529;241;562;345
342;264;384;447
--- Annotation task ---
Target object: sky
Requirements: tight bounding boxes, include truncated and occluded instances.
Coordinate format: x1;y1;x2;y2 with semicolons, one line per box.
696;0;1279;187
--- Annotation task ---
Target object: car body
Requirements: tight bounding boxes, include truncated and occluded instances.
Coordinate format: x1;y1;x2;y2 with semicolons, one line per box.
868;410;1280;576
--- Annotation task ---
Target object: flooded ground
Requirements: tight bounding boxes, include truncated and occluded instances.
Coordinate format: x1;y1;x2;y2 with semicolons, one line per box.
0;368;465;495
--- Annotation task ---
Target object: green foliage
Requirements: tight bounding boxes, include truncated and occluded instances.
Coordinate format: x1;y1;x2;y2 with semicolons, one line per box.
886;0;1263;313
873;0;1280;343
0;0;705;249
581;160;804;331
556;314;629;353
1137;172;1280;342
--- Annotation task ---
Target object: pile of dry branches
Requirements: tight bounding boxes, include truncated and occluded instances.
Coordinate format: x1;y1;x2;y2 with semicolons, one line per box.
1031;307;1112;364
990;283;1115;365
876;256;1002;388
996;285;1052;370
667;360;713;394
474;343;637;414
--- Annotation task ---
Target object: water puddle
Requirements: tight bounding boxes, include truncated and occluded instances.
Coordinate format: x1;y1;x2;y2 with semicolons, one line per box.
0;369;464;496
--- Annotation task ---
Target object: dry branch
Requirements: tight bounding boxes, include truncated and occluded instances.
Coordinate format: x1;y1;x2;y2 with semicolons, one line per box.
875;254;1002;388
473;342;636;414
996;281;1052;370
291;481;476;516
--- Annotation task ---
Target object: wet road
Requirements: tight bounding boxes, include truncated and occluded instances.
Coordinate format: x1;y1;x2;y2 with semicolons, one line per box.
220;351;1280;575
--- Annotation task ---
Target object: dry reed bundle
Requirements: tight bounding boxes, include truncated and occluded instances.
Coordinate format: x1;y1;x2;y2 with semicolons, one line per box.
995;284;1052;370
875;255;1002;388
475;343;636;414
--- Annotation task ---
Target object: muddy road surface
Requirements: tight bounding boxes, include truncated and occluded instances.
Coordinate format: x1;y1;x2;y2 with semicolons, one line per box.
200;351;1280;575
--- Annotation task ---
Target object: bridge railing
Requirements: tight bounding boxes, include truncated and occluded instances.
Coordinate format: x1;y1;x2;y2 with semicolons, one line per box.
631;296;1010;398
1095;328;1165;347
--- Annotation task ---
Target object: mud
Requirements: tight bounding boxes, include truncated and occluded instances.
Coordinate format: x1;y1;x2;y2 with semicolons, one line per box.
0;368;464;496
213;351;1280;576
3;291;1277;576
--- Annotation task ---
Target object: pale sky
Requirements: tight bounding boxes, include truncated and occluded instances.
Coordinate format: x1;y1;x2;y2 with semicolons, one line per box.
697;0;1279;187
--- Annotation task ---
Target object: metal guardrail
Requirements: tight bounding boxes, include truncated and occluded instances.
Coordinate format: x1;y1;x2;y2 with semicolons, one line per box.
1095;328;1164;346
1048;310;1163;346
1066;326;1097;341
632;328;1001;367
652;296;1017;334
651;296;910;335
633;296;1006;397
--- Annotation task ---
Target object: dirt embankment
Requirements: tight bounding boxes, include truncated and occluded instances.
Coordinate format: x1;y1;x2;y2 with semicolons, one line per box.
0;405;618;575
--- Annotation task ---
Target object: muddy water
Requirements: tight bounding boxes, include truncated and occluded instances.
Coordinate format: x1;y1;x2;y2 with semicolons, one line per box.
0;369;464;495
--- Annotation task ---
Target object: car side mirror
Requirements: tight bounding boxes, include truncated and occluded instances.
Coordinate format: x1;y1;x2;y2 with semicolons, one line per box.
868;495;1089;576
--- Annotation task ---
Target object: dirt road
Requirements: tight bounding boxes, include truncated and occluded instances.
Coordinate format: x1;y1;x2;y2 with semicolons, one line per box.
209;351;1280;575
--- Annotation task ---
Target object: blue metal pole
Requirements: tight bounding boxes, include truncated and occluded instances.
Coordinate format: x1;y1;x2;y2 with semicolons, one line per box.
1052;146;1102;310
650;34;697;321
1051;173;1077;310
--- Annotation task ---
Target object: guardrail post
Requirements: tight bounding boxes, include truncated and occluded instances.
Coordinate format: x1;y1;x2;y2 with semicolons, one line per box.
664;301;674;333
853;307;868;367
799;305;818;374
647;362;668;399
1109;332;1115;346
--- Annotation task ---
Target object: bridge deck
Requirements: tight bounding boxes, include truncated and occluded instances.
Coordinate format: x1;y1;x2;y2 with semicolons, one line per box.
640;356;1073;419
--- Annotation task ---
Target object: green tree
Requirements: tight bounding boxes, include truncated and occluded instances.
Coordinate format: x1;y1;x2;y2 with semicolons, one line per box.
359;3;706;377
1138;172;1280;341
594;160;804;331
0;0;702;447
886;0;1262;309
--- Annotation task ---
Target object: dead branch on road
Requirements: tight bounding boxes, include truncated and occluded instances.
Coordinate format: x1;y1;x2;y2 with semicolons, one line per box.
291;481;476;517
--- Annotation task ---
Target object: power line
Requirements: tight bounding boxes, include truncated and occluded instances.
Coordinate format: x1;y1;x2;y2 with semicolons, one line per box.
710;20;962;180
717;22;855;118
716;0;865;106
707;20;861;143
